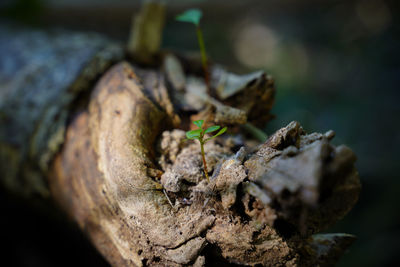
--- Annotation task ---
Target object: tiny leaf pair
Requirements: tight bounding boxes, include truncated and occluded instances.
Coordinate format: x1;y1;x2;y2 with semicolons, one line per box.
186;120;227;142
186;120;227;182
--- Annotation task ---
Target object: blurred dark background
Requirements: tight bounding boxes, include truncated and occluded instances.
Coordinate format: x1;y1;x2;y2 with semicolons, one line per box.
1;0;399;266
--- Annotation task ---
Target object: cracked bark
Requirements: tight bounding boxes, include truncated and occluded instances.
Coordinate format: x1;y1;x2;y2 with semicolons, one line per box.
48;62;359;266
0;27;360;266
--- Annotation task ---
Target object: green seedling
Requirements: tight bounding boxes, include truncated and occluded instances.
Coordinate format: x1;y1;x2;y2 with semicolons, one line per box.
176;8;210;92
186;120;227;182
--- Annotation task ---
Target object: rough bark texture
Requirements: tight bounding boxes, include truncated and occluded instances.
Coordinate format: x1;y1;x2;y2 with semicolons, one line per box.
50;62;216;266
0;25;123;196
49;62;359;266
0;26;360;266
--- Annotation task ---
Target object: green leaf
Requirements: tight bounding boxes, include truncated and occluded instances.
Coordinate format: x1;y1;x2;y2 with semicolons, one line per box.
204;125;220;134
186;129;202;139
175;8;202;26
204;127;227;142
213;126;227;137
193;120;204;128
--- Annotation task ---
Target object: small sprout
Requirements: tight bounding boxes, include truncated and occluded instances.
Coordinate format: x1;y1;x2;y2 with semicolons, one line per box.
175;8;202;26
176;8;210;93
186;120;227;182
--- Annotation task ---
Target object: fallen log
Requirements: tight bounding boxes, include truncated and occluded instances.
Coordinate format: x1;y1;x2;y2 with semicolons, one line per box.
0;16;360;267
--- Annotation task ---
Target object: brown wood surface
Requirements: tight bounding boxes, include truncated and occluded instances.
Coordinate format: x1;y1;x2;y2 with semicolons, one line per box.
48;62;360;266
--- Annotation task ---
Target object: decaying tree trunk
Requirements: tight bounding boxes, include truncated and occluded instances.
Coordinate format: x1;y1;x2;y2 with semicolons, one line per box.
0;24;123;196
0;17;360;267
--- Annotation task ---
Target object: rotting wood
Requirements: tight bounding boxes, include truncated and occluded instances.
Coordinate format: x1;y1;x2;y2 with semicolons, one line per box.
127;0;166;64
48;61;359;266
0;24;360;266
0;25;123;197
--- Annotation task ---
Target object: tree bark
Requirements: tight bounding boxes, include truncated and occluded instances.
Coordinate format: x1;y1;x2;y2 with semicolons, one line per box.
0;27;360;266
